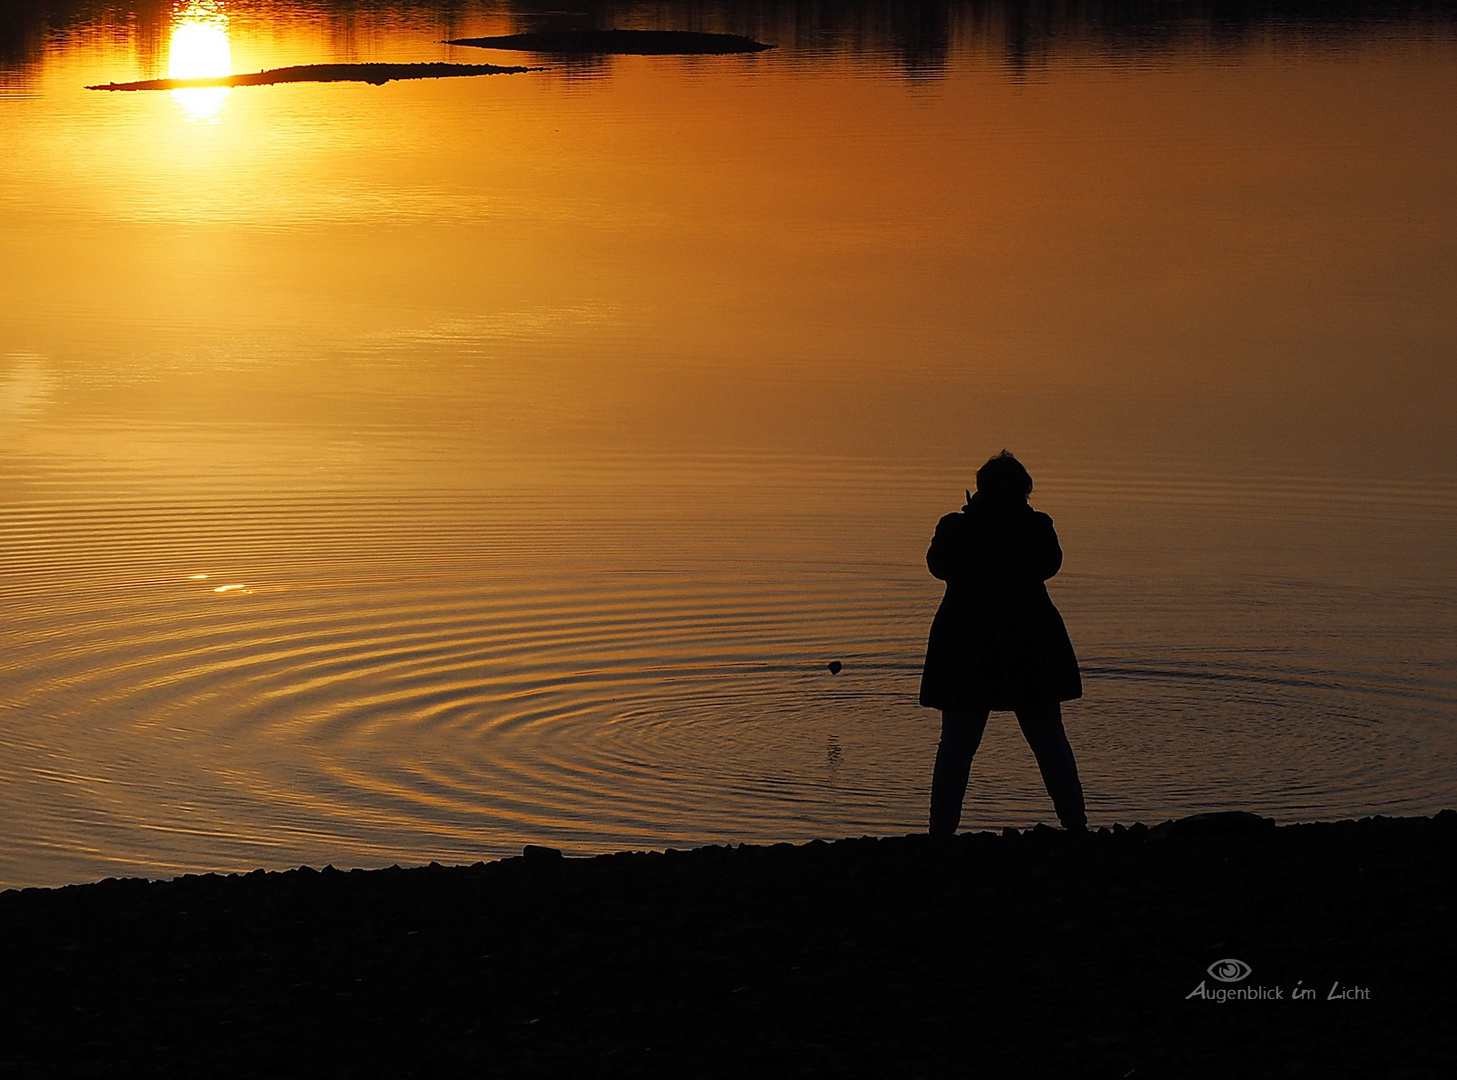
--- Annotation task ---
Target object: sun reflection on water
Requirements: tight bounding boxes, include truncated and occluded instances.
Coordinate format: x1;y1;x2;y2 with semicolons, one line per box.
168;2;232;122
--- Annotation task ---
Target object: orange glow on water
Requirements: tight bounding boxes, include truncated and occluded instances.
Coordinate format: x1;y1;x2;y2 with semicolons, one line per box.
168;2;232;121
2;7;1456;887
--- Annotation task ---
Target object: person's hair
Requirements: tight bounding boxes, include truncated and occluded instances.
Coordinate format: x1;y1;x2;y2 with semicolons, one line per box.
976;451;1033;502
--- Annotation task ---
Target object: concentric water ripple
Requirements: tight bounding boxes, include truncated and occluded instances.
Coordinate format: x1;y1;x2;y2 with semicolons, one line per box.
3;461;1455;887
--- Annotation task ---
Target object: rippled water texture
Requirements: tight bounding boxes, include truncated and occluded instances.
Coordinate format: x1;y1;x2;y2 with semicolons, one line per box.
3;2;1456;887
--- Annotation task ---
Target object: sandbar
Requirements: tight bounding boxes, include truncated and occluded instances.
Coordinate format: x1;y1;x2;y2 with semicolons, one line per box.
444;29;775;55
87;62;538;91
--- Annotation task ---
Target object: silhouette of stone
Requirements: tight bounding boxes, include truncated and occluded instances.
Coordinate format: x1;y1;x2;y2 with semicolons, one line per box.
444;30;774;55
827;660;843;674
1147;811;1277;842
523;844;563;863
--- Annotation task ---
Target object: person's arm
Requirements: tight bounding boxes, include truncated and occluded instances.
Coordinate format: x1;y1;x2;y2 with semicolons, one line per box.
926;512;965;582
1033;513;1064;581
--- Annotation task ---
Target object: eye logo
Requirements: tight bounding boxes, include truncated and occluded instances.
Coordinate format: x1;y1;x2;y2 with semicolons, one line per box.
1207;959;1252;983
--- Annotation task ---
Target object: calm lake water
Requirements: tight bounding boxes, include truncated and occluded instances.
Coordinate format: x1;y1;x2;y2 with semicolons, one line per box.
2;1;1455;888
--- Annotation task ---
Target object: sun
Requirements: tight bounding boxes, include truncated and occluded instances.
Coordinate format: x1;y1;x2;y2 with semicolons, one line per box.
168;2;232;122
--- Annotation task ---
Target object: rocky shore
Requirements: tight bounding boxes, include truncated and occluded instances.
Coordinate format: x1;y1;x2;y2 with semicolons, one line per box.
2;812;1452;1077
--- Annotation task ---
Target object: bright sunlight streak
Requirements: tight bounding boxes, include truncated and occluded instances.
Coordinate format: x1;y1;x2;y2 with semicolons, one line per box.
168;2;232;122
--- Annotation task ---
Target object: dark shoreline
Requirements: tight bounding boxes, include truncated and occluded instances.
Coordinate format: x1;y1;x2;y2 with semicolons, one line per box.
3;812;1453;1077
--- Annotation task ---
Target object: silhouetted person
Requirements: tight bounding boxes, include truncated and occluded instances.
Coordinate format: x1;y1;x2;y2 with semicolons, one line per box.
920;452;1087;834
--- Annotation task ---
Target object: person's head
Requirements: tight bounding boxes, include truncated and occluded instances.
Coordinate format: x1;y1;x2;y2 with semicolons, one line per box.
976;451;1033;503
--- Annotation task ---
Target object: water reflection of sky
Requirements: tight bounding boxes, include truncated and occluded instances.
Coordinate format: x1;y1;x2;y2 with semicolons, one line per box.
1;1;1456;886
5;1;1457;82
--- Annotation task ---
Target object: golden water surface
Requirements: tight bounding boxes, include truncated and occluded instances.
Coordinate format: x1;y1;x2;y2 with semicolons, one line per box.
2;1;1455;887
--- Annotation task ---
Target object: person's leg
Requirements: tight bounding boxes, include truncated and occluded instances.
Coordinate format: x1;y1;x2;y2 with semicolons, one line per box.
929;707;990;836
1015;702;1088;831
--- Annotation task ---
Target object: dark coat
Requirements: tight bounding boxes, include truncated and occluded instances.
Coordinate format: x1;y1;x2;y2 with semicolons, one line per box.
918;494;1082;711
